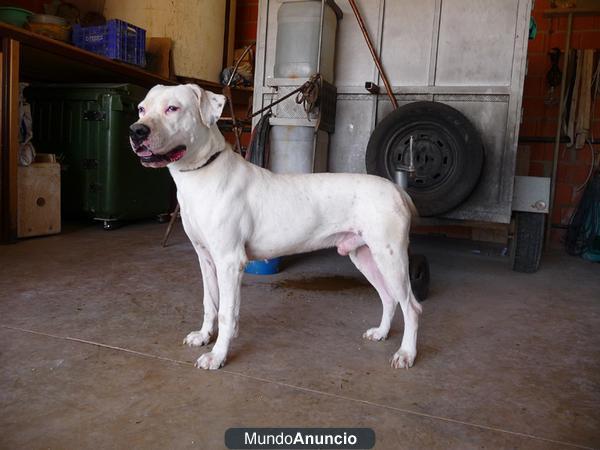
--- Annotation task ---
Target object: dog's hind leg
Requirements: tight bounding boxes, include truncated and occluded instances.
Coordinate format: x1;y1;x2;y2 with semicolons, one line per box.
349;246;397;341
184;247;219;347
366;227;422;369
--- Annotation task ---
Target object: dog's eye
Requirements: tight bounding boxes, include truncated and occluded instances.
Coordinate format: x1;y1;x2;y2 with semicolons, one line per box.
138;106;145;115
166;105;180;113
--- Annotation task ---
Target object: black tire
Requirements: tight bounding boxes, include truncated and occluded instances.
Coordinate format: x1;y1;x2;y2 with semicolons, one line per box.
366;101;484;217
511;212;545;273
409;253;430;301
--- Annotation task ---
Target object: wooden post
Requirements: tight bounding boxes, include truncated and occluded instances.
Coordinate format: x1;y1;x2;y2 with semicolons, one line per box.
546;13;573;245
1;38;20;244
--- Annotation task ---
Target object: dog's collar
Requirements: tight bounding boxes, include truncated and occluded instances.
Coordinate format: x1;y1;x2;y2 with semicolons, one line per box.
179;151;222;172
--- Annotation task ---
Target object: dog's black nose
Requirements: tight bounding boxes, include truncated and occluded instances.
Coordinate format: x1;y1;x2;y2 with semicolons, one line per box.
129;123;150;141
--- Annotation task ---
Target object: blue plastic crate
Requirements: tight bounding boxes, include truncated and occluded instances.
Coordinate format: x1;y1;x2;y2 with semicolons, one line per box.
73;19;146;67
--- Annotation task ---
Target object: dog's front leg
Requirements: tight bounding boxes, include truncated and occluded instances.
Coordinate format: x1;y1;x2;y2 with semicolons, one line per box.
184;248;219;347
195;253;245;370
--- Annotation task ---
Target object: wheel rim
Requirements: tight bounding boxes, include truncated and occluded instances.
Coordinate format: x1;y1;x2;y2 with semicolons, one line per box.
384;123;457;191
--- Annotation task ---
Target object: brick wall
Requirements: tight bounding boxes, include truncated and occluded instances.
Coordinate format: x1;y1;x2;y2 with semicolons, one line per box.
523;0;600;244
235;0;259;49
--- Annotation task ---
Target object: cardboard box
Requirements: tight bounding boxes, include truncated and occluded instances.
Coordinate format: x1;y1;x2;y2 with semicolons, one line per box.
18;160;61;238
146;37;174;79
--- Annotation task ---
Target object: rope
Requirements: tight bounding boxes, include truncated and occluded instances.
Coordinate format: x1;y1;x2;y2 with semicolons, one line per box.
295;74;321;118
249;74;322;120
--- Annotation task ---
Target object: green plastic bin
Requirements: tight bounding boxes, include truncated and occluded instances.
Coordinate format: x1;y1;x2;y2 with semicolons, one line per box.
26;83;172;227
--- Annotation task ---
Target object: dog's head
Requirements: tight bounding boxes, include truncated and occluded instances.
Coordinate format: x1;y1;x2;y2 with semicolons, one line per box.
129;84;226;168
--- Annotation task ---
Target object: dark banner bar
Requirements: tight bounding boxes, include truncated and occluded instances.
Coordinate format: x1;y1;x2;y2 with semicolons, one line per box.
225;428;375;450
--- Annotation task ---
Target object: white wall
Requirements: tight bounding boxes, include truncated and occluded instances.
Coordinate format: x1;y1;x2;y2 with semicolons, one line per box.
103;0;226;82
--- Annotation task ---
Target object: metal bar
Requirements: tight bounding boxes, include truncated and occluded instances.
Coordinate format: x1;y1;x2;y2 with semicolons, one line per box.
1;37;19;244
427;0;442;86
347;0;398;110
226;43;254;87
546;12;573;245
222;85;242;153
518;135;597;144
161;203;180;248
316;0;326;75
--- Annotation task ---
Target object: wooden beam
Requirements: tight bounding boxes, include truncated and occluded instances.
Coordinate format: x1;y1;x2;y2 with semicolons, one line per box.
543;7;600;17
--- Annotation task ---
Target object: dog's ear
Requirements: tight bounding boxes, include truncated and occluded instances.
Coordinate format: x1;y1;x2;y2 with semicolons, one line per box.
186;84;226;127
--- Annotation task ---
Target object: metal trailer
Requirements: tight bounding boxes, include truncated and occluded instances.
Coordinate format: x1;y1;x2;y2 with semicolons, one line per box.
252;0;550;272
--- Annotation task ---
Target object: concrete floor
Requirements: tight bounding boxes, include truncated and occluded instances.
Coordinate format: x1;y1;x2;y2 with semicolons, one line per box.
0;221;599;450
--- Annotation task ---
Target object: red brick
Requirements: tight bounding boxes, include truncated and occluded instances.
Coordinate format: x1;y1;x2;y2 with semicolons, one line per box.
237;21;258;41
520;119;539;136
528;32;547;53
523;75;545;98
557;17;570;32
556;163;568;182
527;53;549;77
555;182;573;205
240;132;251;147
523;98;548;118
544;101;559;118
568;162;593;185
237;5;257;22
574;145;594;164
531;143;554;161
550;204;564;225
529;161;549;177
548;31;567;49
569;31;584;49
541;119;559;136
573;16;596;31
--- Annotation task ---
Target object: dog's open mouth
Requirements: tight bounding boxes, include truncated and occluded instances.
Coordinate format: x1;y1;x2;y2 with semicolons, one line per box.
135;144;187;166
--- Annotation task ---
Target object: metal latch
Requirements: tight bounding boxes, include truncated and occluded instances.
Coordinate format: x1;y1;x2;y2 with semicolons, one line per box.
393;136;416;189
83;110;106;121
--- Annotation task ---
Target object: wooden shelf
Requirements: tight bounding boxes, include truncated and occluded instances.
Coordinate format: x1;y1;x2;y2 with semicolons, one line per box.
0;22;174;88
0;22;253;243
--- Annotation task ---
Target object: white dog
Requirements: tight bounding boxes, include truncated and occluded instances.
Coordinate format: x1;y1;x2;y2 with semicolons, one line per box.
129;84;422;370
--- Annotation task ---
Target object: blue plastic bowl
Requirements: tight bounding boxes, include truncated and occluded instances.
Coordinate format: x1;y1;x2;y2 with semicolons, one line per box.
245;258;281;275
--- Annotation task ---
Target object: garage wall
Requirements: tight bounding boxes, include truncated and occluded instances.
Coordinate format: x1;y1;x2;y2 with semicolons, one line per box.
522;0;600;244
103;0;226;82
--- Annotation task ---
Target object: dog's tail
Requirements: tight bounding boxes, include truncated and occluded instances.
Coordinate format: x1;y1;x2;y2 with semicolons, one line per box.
395;185;419;218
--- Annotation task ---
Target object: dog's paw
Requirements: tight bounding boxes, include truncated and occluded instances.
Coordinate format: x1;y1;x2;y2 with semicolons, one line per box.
390;349;416;369
183;330;213;347
362;327;388;341
194;352;225;370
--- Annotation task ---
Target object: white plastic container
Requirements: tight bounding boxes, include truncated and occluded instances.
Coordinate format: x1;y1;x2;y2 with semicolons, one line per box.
269;125;315;173
273;1;338;82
